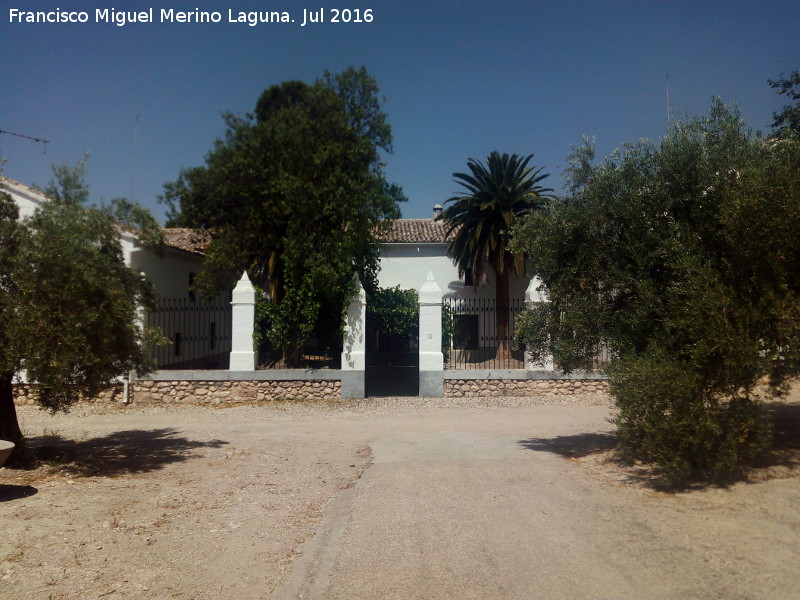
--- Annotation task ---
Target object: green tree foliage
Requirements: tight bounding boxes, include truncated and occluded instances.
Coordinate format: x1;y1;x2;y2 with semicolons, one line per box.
38;153;165;252
101;196;165;254
41;153;90;204
367;286;419;339
162;67;404;365
362;286;453;359
0;188;25;452
441;302;454;363
0;165;158;460
365;286;419;359
512;100;800;482
769;69;800;137
438;152;551;360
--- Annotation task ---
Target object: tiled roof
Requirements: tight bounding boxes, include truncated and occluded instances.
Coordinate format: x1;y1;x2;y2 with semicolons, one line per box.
162;228;213;255
161;219;450;256
1;177;48;200
379;219;451;243
1;180;212;255
9;181;449;251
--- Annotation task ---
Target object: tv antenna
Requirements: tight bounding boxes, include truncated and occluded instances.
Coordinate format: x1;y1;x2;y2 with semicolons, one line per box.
0;128;50;153
131;114;139;203
666;71;671;127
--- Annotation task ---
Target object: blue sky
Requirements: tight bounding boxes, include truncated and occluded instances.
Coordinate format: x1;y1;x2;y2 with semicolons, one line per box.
2;0;798;222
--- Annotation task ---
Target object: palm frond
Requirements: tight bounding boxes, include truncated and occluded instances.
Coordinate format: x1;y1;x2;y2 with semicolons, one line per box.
439;151;552;281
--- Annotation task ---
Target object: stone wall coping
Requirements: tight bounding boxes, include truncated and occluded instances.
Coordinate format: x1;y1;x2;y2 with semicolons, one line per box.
443;370;609;380
133;369;607;383
138;369;343;382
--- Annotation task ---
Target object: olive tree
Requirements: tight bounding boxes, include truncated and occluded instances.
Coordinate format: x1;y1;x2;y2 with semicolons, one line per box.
0;165;158;461
512;100;800;481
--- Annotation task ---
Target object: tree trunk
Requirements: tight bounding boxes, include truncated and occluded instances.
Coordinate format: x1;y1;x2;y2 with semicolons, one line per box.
495;268;511;364
0;370;24;461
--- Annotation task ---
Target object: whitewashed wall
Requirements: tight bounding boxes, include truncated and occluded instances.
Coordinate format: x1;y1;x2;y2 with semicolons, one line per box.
6;177;203;300
377;242;529;300
4;178;48;220
125;240;205;299
120;236;229;369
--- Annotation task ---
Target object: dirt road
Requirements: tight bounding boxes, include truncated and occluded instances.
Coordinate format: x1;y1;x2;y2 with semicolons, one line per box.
1;397;798;599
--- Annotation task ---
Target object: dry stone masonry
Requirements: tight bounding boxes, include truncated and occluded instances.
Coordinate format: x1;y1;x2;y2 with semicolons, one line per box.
131;380;341;404
14;378;609;405
12;384;125;405
13;380;341;405
445;378;610;400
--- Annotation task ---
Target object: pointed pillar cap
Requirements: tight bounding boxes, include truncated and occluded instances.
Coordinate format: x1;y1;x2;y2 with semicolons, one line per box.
232;271;255;303
419;271;442;305
351;274;366;304
525;276;549;303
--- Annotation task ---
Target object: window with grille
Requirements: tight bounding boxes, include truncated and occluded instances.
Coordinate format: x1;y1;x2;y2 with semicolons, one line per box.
453;314;478;349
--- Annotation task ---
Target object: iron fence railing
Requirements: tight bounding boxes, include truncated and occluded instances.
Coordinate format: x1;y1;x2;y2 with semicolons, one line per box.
443;297;526;369
257;338;341;370
145;297;232;370
145;294;611;373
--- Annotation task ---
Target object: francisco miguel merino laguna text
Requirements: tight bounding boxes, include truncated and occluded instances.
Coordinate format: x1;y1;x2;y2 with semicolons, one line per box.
8;7;375;27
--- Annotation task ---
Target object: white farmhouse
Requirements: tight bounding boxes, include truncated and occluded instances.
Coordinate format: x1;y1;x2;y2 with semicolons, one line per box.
3;177;226;369
4;177;536;382
377;214;529;301
2;177;207;296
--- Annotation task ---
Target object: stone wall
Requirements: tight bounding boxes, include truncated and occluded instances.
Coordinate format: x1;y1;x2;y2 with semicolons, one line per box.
445;378;610;399
13;380;341;406
13;384;124;405
14;377;608;405
131;380;341;404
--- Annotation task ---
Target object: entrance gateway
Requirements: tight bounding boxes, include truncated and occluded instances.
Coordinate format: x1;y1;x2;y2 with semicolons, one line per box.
340;273;446;399
365;299;419;397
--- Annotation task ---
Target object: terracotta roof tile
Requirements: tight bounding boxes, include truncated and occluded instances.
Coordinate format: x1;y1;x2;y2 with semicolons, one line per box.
379;219;451;243
160;219;449;256
0;177;49;201
162;228;213;255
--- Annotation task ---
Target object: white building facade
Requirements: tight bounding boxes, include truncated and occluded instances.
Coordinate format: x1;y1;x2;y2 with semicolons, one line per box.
5;177;551;396
4;177;228;370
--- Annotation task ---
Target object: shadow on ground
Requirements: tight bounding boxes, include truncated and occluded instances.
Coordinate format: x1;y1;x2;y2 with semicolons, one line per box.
518;432;616;458
753;401;800;472
0;484;38;502
21;428;228;478
519;402;800;491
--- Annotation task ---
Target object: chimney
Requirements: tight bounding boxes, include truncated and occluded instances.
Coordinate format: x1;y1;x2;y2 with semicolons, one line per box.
433;204;443;219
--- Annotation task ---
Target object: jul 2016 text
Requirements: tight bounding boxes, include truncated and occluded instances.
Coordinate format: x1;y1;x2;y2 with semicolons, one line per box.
6;8;375;28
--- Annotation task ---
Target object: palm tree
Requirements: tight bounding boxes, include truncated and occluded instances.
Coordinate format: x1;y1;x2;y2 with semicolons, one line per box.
438;151;551;362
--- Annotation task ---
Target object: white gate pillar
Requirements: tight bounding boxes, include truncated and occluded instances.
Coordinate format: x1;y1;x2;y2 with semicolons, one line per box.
229;271;256;371
524;276;554;371
419;271;444;397
341;277;366;398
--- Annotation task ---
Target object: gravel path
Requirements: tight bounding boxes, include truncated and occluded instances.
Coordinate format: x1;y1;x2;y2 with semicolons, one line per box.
1;395;797;599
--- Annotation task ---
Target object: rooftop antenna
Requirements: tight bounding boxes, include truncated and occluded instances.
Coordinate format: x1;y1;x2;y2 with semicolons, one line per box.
0;128;50;153
666;71;671;127
131;114;139;202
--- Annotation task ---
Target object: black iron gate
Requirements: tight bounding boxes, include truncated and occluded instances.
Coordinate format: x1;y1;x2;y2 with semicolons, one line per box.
365;302;419;397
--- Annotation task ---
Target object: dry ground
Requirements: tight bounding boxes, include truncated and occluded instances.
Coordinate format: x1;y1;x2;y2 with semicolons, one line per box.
1;393;798;599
